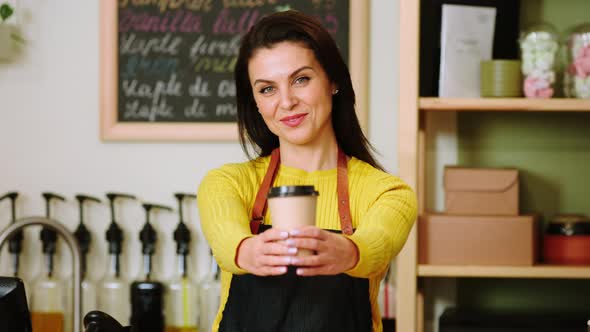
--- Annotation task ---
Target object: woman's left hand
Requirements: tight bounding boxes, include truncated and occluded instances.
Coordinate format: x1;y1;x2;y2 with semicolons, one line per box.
286;226;359;276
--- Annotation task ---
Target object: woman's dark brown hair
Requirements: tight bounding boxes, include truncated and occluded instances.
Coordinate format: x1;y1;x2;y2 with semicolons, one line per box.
234;10;382;170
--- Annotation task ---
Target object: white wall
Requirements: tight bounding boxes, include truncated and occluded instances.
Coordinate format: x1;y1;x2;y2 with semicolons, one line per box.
0;0;400;298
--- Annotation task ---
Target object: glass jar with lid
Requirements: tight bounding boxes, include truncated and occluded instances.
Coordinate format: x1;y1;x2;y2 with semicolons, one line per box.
519;23;559;98
564;23;590;98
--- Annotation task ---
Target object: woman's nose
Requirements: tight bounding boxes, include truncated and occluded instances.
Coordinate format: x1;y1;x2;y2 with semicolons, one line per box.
279;88;297;110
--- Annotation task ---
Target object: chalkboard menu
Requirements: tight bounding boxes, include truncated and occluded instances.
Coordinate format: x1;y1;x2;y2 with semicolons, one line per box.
117;0;350;124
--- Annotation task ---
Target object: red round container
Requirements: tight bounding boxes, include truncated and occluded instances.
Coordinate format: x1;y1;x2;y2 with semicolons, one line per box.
543;235;590;265
543;214;590;265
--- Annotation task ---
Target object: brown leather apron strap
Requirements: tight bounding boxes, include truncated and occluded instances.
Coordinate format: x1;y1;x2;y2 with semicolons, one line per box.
250;147;353;235
250;148;280;234
337;148;353;235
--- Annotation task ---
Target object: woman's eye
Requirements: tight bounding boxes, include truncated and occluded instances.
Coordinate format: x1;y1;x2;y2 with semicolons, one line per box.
294;76;310;85
260;86;274;94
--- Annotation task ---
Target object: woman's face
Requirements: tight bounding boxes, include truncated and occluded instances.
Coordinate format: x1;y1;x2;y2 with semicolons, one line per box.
248;41;337;147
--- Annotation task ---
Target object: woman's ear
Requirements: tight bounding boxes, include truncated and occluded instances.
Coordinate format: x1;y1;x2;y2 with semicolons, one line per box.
331;83;339;95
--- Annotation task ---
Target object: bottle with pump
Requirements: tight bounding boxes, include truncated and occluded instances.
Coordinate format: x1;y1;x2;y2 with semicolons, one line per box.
0;192;23;277
0;192;31;304
73;194;101;319
199;249;221;332
130;203;172;332
97;192;136;326
31;192;67;332
165;193;199;332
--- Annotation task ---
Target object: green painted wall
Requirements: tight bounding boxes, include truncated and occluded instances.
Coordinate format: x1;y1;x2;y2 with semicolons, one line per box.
454;0;590;314
457;278;590;313
520;0;590;34
458;112;590;222
457;112;590;312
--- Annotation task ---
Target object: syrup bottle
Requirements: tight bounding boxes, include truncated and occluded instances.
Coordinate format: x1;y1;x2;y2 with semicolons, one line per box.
130;202;172;332
73;194;102;320
97;192;136;326
165;193;199;332
31;192;67;332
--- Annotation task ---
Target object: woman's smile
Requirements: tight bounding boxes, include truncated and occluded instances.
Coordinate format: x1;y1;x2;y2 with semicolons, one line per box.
280;113;308;127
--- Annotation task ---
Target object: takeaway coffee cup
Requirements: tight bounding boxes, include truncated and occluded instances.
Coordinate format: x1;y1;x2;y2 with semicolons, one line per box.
267;185;319;256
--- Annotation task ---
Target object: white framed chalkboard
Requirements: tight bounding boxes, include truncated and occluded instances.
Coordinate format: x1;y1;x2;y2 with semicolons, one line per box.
100;0;369;141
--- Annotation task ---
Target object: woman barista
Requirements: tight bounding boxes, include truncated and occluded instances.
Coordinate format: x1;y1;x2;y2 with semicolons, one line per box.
197;10;417;332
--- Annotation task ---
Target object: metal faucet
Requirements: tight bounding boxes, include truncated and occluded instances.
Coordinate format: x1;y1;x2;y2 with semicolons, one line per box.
0;216;82;332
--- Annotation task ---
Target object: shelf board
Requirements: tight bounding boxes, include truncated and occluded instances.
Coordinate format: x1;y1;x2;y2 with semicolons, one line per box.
419;97;590;112
418;264;590;279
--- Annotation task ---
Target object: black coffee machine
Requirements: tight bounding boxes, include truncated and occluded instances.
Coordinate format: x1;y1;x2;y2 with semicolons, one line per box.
0;276;130;332
0;277;32;332
84;311;131;332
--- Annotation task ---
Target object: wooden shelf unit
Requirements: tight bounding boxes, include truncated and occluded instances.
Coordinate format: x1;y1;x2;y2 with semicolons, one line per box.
419;97;590;112
418;265;590;279
396;1;590;332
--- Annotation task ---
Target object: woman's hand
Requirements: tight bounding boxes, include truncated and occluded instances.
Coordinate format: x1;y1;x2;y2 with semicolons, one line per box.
286;226;359;276
236;228;297;276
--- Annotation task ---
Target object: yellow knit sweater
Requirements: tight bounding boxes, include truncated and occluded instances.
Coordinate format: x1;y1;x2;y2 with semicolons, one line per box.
197;155;417;332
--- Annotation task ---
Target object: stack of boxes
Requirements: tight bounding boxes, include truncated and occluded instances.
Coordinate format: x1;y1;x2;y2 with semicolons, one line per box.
418;167;538;266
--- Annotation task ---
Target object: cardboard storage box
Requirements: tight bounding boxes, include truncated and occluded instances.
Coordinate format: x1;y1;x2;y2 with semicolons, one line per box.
444;166;519;215
418;213;538;265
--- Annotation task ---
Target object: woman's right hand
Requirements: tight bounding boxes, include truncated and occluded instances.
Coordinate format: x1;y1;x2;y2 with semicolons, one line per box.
236;228;297;276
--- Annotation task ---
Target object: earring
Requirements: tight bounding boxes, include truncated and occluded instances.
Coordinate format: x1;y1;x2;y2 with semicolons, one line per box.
332;89;339;95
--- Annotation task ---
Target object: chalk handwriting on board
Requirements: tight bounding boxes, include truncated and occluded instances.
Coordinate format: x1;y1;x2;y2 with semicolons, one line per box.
117;0;349;123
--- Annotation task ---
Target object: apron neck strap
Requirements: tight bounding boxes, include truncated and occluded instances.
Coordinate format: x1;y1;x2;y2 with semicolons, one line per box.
250;148;280;234
250;147;353;235
336;148;353;235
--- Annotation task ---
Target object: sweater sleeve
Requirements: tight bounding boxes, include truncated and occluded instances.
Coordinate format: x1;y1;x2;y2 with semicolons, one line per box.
345;174;417;278
197;166;254;275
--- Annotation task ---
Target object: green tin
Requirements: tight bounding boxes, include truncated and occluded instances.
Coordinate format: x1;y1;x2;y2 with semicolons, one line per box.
481;60;523;97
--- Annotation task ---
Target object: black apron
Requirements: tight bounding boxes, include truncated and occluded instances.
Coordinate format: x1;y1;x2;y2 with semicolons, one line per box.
219;148;372;332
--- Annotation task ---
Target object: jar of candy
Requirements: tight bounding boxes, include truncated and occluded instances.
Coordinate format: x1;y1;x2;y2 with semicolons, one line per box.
519;23;559;98
565;23;590;98
561;25;576;97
